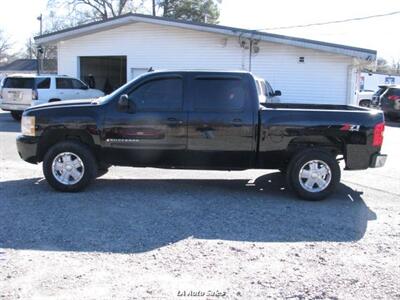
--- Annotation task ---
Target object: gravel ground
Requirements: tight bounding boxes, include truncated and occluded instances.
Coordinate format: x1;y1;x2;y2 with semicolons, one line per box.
0;111;399;299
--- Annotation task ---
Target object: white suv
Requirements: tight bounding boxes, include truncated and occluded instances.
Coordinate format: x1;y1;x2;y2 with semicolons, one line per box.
0;74;104;120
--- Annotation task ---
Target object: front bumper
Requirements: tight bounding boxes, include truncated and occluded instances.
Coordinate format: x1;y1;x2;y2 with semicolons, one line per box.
16;135;39;164
370;153;387;168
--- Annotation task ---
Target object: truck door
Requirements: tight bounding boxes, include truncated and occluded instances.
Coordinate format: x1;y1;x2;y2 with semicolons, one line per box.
187;74;256;169
101;74;187;166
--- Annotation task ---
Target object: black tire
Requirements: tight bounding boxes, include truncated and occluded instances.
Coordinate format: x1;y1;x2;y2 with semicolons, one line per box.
359;100;371;107
10;111;22;121
286;150;341;201
43;140;98;192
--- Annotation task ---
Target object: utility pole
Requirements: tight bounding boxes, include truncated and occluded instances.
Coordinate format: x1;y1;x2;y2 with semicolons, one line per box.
249;38;253;72
36;14;43;74
152;0;156;16
37;14;43;35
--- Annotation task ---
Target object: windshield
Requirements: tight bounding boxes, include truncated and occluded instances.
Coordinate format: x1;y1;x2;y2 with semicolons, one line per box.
95;72;151;104
373;87;388;97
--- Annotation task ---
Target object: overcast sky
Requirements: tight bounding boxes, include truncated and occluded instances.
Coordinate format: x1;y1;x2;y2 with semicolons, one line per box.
0;0;399;61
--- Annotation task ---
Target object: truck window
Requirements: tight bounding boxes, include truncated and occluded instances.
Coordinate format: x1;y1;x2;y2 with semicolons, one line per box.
128;77;183;111
194;77;246;111
56;78;74;89
35;78;51;89
3;77;34;89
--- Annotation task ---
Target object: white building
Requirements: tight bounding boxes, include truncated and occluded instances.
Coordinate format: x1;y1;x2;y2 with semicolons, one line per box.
360;72;400;91
35;13;376;105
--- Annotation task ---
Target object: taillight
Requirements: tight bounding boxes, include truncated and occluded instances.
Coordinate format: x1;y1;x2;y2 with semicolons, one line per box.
32;89;38;100
372;122;385;147
388;95;400;101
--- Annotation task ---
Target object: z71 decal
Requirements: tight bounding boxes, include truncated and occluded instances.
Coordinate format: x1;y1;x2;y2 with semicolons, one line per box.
340;124;360;132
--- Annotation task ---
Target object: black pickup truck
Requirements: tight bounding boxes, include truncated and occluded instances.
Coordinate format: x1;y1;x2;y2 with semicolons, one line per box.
16;71;387;200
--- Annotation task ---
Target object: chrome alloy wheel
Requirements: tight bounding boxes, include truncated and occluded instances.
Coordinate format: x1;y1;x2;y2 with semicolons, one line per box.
298;160;332;193
51;152;85;185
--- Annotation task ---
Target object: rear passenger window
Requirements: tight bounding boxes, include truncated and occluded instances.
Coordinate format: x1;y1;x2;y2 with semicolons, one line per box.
56;78;73;89
3;78;34;89
36;78;51;89
194;77;246;111
128;77;183;111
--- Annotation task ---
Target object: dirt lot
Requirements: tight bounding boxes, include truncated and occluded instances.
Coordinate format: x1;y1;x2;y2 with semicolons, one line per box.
0;110;399;299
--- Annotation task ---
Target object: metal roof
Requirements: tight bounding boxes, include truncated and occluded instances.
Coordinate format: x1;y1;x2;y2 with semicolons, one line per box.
0;59;57;72
0;59;38;71
34;13;376;61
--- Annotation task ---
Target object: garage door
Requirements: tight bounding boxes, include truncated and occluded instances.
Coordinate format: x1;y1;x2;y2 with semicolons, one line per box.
79;56;127;94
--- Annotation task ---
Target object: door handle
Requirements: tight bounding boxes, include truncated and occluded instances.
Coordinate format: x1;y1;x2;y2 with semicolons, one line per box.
231;118;243;127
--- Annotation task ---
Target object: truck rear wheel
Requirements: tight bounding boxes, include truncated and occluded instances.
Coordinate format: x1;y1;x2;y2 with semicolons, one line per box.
286;150;340;201
10;111;22;121
43;141;97;192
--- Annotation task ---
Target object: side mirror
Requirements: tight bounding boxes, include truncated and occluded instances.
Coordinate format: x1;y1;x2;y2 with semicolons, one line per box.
118;94;136;113
81;85;89;90
274;90;282;96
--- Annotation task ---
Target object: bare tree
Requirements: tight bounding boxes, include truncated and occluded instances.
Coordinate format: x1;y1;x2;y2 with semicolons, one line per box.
391;59;400;75
48;0;146;22
0;30;12;64
22;38;57;61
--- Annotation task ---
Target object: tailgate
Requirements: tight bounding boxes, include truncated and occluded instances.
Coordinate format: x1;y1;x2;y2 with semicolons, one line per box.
2;88;33;105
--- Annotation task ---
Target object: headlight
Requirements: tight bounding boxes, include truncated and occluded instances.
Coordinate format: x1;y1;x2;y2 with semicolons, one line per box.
21;116;35;136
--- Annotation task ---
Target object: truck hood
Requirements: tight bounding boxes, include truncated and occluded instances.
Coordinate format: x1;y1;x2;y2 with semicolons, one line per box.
27;99;98;112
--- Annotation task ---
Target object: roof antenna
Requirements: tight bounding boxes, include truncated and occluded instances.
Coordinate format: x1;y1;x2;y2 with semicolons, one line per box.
148;67;154;72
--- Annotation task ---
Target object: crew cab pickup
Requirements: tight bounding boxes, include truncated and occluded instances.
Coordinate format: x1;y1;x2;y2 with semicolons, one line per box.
16;71;387;200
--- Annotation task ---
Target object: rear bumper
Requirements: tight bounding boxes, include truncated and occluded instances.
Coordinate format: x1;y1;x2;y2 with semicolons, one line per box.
369;153;387;168
16;135;39;164
0;102;29;112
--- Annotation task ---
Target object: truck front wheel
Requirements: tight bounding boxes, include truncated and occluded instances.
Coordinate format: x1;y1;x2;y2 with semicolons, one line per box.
286;150;340;201
43;141;97;192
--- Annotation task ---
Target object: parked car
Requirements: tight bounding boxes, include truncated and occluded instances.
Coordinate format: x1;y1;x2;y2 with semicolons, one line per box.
357;89;374;107
0;74;104;120
378;85;400;120
371;85;392;107
16;70;387;200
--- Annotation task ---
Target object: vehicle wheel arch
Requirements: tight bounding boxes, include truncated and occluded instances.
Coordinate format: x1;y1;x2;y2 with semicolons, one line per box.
286;136;345;161
37;128;97;162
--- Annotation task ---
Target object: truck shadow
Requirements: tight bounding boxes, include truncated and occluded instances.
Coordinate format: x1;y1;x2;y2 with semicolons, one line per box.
0;112;20;133
0;172;376;253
